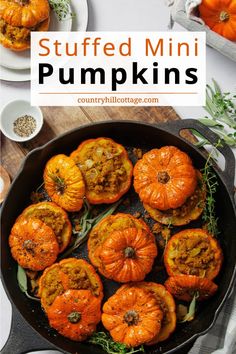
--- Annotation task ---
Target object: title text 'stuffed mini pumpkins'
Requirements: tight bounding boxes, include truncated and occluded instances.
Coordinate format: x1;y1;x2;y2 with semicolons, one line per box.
47;289;101;341
70;137;133;204
133;146;197;211
199;0;236;41
102;287;163;347
44;154;85;212
9;217;59;271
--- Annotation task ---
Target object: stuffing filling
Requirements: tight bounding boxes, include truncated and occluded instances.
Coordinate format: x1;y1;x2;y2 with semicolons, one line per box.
0;18;40;43
26;209;66;245
159;179;204;218
77;142;128;194
41;264;100;309
169;235;217;277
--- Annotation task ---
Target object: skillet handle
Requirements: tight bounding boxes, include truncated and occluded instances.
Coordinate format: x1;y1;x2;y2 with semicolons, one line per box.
160;119;235;195
1;304;62;354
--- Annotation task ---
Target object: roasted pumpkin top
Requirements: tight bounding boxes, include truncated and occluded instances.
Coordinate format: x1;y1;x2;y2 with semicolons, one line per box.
164;228;223;279
0;0;50;28
133;146;197;211
102;286;163;347
70;137;133;204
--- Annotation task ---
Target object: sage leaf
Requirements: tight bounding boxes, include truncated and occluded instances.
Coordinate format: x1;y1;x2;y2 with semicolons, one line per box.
17;265;28;293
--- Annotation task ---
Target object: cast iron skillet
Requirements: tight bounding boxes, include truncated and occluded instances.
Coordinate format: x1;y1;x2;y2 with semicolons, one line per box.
1;119;236;354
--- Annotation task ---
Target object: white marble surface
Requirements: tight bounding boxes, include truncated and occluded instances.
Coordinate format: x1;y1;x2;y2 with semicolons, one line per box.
0;1;236;353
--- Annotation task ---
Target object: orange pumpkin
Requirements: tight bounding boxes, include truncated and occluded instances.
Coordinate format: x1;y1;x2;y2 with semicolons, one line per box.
164;229;223;279
9;217;59;271
133;146;197;211
102;287;163;347
99;227;157;282
43;154;85;212
0;0;50;51
70;137;133;204
144;171;206;226
117;282;176;344
199;0;236;41
165;275;218;301
38;258;103;312
47;289;101;341
19;201;72;253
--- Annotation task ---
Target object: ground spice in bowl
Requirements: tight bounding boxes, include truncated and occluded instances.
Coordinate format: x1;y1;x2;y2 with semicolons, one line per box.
13;115;37;138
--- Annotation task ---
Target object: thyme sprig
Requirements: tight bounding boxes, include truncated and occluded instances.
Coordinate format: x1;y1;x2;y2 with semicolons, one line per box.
88;332;145;354
49;0;75;21
60;198;122;259
201;141;222;236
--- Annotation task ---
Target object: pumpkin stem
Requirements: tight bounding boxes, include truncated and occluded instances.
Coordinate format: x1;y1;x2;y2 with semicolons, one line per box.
14;0;30;5
124;246;136;258
219;11;230;22
23;240;35;254
157;171;170;184
67;311;81;324
124;310;139;326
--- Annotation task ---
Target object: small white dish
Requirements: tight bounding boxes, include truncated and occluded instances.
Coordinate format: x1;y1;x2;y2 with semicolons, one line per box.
0;100;43;142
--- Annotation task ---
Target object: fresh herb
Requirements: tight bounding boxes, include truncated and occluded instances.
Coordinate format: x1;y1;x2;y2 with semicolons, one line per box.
180;292;199;323
201;141;221;236
88;332;145;354
194;79;236;147
60;198;122;259
17;265;40;301
49;0;75;21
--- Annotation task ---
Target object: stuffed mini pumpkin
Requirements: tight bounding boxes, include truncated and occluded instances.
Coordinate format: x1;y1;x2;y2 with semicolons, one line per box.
0;0;50;50
199;0;236;41
43;154;86;212
47;289;101;341
133;146;197;211
102;287;163;347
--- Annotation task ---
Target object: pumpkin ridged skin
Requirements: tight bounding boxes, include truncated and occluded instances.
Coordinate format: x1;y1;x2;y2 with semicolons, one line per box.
164;229;223;280
117;282;176;344
19;201;72;253
9;217;59;271
0;16;49;51
43;154;85;212
70;137;133;204
47;290;101;342
38;258;103;312
102;287;163;347
88;213;155;279
47;289;101;341
199;0;236;41
165;275;218;301
99;227;157;282
0;0;50;28
133;146;197;211
144;170;206;226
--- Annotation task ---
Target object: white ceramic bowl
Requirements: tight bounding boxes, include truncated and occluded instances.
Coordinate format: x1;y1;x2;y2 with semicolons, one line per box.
0;100;43;142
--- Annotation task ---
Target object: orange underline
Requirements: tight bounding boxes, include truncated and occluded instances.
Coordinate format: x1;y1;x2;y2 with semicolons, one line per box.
39;92;198;95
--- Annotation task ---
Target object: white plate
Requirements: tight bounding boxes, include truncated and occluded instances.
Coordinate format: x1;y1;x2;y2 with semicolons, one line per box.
0;0;88;75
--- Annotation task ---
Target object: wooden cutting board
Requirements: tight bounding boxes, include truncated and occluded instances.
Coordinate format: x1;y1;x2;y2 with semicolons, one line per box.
1;106;184;179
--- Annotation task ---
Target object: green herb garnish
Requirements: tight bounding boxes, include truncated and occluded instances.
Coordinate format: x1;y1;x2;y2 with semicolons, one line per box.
49;0;75;21
180;292;199;323
60;198;122;259
201;141;221;236
17;265;40;301
88;332;145;354
194;79;236;147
